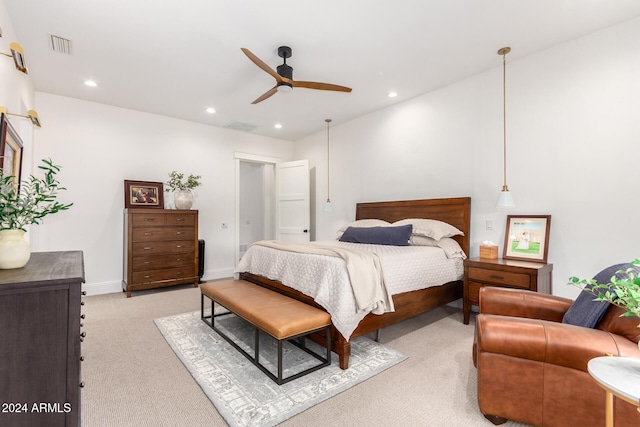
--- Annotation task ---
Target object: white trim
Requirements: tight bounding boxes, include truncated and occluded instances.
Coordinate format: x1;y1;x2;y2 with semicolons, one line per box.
234;152;282;266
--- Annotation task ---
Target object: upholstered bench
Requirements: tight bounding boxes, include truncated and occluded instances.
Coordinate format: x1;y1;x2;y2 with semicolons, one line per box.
200;279;332;384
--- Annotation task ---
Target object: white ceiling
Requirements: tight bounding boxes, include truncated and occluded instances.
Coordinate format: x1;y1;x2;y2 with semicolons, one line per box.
4;0;640;141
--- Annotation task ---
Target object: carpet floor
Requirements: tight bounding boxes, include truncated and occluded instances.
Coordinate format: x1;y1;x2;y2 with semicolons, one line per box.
80;283;531;427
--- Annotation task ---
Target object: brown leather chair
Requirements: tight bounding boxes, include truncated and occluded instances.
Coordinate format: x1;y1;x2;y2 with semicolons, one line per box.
473;286;640;427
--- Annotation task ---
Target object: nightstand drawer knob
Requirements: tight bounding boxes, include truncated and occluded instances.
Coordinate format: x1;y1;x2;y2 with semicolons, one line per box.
490;275;504;280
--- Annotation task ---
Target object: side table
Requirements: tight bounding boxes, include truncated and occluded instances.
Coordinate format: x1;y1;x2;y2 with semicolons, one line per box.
588;356;640;427
463;257;553;324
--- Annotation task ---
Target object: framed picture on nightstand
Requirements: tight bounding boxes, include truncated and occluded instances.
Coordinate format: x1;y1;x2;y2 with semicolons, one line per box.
503;215;551;263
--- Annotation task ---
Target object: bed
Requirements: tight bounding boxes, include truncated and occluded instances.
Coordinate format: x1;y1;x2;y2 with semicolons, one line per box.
237;197;471;369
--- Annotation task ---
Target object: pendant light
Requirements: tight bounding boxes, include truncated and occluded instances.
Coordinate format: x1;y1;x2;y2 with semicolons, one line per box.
496;47;515;208
323;119;333;212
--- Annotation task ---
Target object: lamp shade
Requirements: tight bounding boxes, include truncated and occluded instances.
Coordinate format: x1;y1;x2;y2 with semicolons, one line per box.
323;199;333;212
496;190;515;208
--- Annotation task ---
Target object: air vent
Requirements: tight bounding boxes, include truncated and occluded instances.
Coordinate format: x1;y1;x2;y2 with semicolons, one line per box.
223;121;257;132
50;34;72;55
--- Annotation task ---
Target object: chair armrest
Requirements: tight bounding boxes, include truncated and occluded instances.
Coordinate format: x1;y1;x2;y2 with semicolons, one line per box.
476;314;640;372
479;286;572;322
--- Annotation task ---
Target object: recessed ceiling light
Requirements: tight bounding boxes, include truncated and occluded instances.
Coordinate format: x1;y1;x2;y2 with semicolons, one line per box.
387;91;398;98
84;80;97;87
274;123;282;129
206;107;216;114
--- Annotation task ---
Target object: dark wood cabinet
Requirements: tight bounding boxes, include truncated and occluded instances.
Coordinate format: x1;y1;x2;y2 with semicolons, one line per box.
123;209;199;297
463;257;553;324
0;251;85;427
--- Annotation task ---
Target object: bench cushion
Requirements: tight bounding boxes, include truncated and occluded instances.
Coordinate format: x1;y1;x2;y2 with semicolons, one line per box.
201;280;331;340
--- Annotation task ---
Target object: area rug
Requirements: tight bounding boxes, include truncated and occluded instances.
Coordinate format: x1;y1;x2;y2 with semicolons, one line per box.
154;310;407;427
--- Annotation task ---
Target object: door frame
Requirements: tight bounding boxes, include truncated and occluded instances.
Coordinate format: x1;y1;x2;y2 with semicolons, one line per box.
234;152;281;266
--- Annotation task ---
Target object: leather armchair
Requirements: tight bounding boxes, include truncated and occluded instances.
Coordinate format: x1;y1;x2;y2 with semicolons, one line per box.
473;286;640;427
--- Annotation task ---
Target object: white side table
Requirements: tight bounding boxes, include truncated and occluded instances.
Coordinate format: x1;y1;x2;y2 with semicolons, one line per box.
588;356;640;427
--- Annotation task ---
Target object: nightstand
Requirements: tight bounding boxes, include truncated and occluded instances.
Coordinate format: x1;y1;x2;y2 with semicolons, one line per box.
463;257;553;324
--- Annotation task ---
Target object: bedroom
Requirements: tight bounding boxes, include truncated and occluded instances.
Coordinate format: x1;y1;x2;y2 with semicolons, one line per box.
1;1;640;426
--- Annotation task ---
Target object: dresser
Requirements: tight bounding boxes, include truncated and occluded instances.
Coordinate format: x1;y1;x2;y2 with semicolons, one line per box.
463;257;553;324
0;251;85;427
123;209;199;297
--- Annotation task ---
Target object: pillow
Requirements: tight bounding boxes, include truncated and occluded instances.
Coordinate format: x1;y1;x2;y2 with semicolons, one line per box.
409;235;439;247
562;263;638;328
337;219;391;233
434;237;467;259
561;286;611;328
393;218;464;241
339;224;412;246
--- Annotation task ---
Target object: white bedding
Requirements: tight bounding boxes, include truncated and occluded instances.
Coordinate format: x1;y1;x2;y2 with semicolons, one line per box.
233;240;464;340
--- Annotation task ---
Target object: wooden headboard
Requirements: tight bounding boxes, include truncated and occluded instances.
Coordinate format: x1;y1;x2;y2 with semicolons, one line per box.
355;197;471;256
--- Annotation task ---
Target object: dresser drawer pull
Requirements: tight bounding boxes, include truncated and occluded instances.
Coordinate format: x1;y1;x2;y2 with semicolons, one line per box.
176;231;184;235
176;245;183;248
176;272;183;275
176;218;185;221
143;261;153;264
176;258;183;261
143;217;156;221
144;275;153;279
143;247;152;250
144;232;153;236
490;275;505;280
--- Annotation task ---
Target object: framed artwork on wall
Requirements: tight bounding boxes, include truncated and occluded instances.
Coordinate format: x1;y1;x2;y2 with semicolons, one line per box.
503;215;551;263
124;180;164;209
0;113;24;191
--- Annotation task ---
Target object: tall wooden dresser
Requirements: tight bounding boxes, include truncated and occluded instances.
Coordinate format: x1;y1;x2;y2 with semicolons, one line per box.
0;251;85;427
123;209;199;297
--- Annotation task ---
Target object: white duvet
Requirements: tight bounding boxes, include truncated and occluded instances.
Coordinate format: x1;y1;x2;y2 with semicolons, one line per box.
233;240;464;340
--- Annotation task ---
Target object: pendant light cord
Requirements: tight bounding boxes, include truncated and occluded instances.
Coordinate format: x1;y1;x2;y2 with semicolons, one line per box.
500;48;510;191
325;119;332;201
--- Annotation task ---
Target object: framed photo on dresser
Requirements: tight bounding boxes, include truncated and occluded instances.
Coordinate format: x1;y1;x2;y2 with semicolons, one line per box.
124;180;164;208
503;215;551;263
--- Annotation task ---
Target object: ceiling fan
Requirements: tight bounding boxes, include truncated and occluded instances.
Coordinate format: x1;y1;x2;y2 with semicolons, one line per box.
241;46;352;104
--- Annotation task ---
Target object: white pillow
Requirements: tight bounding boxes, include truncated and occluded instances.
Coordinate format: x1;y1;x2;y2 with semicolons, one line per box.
337;219;391;233
393;218;463;241
409;235;439;246
434;237;467;259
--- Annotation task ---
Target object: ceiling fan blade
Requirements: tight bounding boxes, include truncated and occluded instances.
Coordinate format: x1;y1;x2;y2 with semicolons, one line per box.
251;86;278;104
292;80;352;92
241;48;283;82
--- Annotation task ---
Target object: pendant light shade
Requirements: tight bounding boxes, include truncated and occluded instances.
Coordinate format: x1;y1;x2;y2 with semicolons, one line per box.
323;119;333;212
496;47;515;208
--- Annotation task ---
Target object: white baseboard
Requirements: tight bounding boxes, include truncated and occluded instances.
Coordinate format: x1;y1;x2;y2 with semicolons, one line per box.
83;280;122;296
82;267;236;296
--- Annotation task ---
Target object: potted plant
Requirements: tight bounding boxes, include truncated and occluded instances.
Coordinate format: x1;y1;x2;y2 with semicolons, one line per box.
569;259;640;322
0;158;73;269
165;171;202;210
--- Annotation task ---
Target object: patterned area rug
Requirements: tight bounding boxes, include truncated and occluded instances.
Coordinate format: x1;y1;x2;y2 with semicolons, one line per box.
154;310;407;427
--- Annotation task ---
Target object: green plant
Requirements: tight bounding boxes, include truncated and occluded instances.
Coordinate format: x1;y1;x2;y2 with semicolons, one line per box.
569;258;640;320
0;158;73;231
165;171;202;192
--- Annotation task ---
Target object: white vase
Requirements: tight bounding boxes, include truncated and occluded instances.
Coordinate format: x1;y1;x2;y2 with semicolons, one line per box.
174;190;194;210
0;229;31;269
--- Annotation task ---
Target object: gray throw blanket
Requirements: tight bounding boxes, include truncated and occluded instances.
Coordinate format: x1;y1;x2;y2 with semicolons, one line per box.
253;240;395;315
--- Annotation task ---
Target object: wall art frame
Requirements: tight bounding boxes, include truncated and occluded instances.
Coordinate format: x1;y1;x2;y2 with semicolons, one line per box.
124;180;164;209
503;215;551;263
0;113;24;191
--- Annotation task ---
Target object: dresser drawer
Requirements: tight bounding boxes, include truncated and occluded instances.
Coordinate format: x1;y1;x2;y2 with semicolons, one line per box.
131;254;194;272
132;267;196;284
132;240;194;255
132;227;195;242
131;213;165;227
167;214;195;227
468;267;530;288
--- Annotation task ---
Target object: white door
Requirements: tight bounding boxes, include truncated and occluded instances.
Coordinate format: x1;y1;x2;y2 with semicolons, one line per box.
276;160;310;242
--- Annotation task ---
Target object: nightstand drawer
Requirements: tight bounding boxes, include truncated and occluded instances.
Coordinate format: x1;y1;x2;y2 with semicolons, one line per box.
468;267;530;288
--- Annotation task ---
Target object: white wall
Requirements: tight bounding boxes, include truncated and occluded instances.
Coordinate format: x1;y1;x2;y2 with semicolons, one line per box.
0;1;35;179
29;93;294;295
295;16;640;299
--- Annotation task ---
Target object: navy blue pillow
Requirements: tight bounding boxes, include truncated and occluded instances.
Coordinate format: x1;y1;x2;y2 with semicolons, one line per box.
339;224;412;246
563;263;640;328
